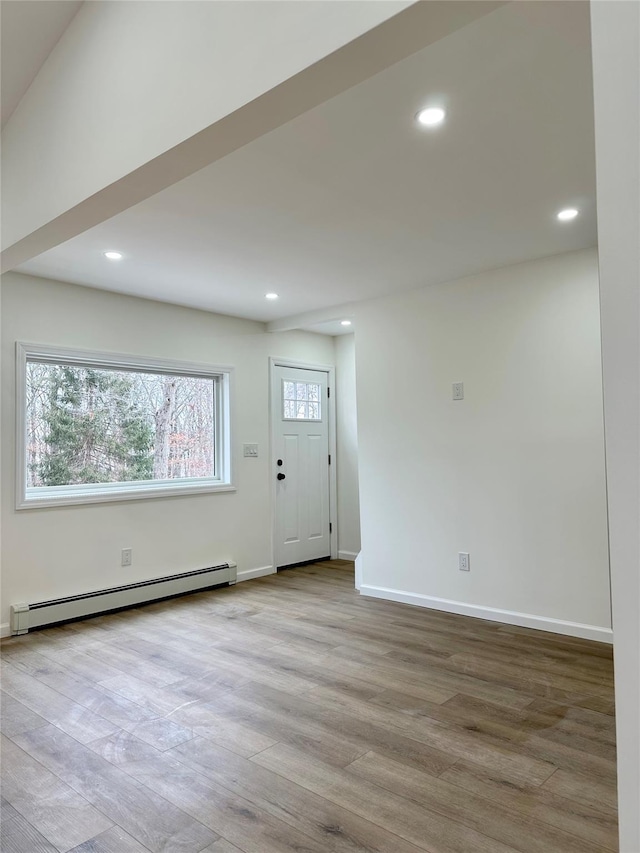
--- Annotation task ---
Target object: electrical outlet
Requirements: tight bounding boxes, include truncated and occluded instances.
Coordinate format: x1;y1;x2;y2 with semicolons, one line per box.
452;382;464;401
121;548;132;567
459;552;470;572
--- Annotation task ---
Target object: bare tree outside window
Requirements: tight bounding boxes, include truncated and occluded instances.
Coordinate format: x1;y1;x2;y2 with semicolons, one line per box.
26;362;216;488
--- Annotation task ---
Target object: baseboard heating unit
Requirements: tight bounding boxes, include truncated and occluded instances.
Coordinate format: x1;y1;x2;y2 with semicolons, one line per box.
10;562;237;636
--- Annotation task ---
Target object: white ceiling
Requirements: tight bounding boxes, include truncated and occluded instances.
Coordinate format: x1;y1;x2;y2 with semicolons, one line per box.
0;0;82;128
17;1;597;332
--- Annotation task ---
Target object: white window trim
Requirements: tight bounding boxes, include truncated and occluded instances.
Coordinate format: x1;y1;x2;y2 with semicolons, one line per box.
16;342;235;510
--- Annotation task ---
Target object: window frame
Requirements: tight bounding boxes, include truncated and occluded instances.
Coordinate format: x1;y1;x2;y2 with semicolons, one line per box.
16;342;234;510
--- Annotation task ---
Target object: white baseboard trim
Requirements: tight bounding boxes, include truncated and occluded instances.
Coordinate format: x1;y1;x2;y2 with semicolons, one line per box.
1;623;11;639
338;550;359;561
237;565;275;583
359;585;613;644
354;552;363;591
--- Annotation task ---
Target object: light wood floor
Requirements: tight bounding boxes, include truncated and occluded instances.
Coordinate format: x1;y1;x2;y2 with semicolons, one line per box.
0;560;617;853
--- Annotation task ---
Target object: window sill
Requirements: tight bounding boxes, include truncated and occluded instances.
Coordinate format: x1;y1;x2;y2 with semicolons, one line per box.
17;480;236;510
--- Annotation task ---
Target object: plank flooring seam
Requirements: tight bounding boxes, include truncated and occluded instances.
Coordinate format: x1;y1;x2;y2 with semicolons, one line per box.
398;754;619;852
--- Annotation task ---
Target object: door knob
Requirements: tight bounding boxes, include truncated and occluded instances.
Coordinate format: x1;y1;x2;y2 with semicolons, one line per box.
277;472;286;481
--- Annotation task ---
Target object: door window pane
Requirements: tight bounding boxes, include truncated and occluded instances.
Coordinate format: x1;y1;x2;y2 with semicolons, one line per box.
283;380;322;420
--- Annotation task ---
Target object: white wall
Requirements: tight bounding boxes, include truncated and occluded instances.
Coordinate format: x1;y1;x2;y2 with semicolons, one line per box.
356;249;611;639
591;1;640;847
0;272;334;634
335;334;360;559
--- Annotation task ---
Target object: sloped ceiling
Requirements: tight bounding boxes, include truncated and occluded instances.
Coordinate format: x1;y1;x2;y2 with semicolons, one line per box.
18;1;596;328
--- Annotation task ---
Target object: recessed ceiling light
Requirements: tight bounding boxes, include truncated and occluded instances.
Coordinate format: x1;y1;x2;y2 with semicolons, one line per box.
265;293;279;300
557;208;579;221
416;107;446;127
340;320;352;326
103;251;123;260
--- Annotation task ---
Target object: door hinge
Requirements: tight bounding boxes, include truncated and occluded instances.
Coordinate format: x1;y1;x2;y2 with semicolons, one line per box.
327;387;330;398
328;454;331;465
330;523;333;533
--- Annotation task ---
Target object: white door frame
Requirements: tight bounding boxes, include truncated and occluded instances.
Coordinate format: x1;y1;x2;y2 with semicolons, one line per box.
270;357;338;568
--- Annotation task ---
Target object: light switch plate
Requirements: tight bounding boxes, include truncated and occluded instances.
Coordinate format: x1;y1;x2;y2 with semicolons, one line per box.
243;443;258;458
452;382;464;401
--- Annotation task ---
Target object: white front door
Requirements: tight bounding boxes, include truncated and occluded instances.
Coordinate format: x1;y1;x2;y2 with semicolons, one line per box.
273;366;331;568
